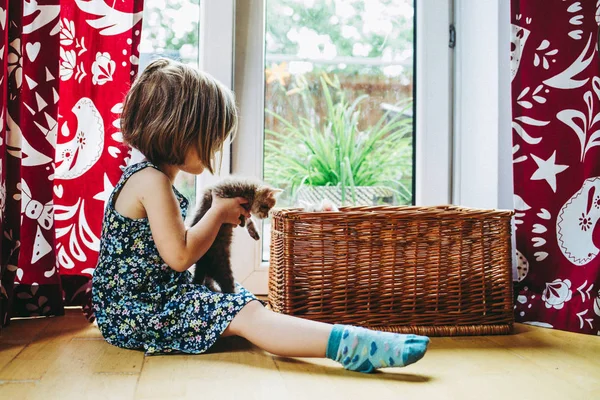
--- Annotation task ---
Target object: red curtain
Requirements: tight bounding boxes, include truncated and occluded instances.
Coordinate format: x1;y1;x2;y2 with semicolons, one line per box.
512;1;600;335
0;0;143;329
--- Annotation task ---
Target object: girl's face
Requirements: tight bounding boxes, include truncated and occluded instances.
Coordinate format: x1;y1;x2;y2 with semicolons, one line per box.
179;147;205;175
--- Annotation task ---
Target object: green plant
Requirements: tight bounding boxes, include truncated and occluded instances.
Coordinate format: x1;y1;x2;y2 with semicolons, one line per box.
264;75;413;205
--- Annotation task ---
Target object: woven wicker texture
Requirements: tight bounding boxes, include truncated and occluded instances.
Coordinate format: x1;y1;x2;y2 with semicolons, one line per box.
268;205;515;336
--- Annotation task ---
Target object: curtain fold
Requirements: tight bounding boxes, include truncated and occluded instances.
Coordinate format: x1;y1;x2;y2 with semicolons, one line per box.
0;0;144;330
511;0;600;335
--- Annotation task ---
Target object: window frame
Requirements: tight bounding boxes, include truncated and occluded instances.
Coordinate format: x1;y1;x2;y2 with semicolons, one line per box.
230;0;270;293
195;0;236;191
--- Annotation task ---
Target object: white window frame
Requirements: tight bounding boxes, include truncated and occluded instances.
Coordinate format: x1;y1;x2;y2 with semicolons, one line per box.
196;0;236;190
415;0;453;205
215;0;454;294
230;0;270;293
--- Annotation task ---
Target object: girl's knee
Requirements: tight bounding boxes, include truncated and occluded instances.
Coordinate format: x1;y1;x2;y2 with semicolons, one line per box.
228;300;264;336
242;299;265;316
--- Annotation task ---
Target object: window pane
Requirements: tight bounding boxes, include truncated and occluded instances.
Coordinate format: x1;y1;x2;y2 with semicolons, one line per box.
262;0;415;260
139;0;200;207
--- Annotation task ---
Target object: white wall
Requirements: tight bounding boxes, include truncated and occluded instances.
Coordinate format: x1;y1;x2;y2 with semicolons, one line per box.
453;0;513;211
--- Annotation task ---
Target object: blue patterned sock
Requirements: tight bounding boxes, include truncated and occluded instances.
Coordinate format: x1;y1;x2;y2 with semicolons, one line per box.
326;325;429;373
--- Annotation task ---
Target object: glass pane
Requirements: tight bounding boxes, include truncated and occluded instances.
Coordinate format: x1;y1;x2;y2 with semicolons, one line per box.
263;0;415;261
139;0;200;207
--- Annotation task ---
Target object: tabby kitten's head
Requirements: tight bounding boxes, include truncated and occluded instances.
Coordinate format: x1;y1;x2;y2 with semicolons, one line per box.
252;187;282;218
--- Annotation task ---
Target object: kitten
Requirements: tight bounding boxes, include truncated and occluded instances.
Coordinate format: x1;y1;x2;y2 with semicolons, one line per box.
190;178;280;293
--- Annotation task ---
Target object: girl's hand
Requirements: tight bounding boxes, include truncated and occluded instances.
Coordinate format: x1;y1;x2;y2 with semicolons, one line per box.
212;194;250;225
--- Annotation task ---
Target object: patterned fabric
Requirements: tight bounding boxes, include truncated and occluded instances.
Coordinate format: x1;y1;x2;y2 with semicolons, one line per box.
511;0;600;335
56;0;144;319
92;161;257;354
0;0;143;330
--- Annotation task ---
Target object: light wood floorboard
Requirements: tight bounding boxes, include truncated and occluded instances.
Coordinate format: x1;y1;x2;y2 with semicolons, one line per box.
0;309;598;400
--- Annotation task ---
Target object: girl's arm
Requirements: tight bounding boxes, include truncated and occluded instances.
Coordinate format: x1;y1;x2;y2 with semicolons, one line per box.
135;168;249;272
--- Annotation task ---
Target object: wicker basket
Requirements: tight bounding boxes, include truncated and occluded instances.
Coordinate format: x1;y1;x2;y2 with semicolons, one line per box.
268;205;515;336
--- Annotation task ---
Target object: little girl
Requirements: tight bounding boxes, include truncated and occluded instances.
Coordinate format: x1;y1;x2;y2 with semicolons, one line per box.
92;58;429;373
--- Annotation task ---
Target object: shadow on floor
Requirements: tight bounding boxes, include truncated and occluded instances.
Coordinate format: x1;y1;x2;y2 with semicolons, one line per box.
205;336;434;383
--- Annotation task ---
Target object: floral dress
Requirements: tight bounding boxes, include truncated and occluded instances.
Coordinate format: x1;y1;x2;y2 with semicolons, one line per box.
92;161;257;354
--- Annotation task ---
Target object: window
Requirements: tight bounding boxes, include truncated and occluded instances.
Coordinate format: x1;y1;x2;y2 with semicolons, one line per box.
263;0;415;206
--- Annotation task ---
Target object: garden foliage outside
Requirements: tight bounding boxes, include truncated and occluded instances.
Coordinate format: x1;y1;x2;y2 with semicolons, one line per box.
264;73;413;206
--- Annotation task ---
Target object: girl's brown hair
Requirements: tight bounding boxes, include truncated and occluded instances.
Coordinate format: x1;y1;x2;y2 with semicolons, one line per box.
121;58;238;174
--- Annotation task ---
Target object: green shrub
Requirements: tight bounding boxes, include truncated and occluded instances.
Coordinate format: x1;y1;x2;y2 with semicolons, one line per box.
264;75;413;204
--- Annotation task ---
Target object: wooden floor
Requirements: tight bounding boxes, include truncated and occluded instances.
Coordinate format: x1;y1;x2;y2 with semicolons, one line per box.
0;309;598;400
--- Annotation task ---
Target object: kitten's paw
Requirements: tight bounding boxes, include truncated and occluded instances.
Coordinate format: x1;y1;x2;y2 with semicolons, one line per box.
249;230;260;241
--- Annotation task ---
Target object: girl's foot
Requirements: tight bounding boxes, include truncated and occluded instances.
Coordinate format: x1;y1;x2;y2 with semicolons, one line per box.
326;325;430;373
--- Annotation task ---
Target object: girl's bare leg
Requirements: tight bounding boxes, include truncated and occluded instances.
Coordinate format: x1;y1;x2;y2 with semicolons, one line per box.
223;300;429;373
223;300;332;357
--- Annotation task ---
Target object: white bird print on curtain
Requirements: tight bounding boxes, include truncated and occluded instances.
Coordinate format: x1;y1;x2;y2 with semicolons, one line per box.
55;98;104;180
